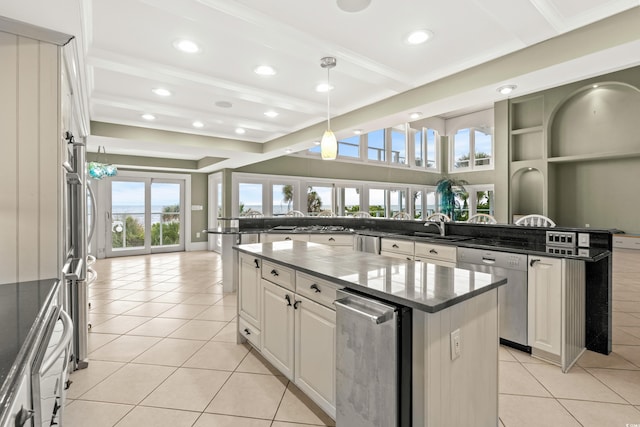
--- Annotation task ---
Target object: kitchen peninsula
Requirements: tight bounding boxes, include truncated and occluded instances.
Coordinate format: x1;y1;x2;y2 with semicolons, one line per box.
234;240;507;426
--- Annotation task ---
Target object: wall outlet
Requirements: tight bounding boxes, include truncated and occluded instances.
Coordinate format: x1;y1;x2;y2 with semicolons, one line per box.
451;329;461;360
578;233;590;248
196;232;201;238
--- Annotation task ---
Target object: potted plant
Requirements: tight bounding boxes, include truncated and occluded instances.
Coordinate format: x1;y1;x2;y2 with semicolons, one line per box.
436;177;468;220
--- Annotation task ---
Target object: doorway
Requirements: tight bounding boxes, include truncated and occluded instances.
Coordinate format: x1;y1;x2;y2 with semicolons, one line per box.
107;177;185;257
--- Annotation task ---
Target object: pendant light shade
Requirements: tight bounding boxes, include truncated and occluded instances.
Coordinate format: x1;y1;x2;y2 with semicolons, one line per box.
320;56;337;160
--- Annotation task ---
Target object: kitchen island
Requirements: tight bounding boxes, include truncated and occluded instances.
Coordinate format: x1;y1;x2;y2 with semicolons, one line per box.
234;241;507;426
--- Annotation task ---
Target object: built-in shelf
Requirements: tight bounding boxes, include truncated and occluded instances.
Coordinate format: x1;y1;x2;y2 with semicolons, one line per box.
511;126;543;135
548;150;640;163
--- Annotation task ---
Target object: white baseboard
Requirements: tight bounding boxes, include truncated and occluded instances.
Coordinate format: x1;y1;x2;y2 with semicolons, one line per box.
187;242;209;251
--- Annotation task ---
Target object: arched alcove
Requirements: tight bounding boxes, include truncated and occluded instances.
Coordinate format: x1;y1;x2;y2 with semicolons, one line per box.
550;83;640;158
511;168;543;220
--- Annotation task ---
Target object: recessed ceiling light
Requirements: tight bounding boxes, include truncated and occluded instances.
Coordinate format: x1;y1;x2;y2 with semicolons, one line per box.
405;29;433;45
173;39;200;53
192;121;204;128
215;101;233;108
173;39;200;54
409;112;422;119
141;114;156;121
316;83;334;93
336;0;371;13
497;85;517;95
264;111;279;118
285;149;293;154
235;128;246;135
254;65;276;76
592;84;599;88
152;88;171;97
353;129;363;135
314;141;321;146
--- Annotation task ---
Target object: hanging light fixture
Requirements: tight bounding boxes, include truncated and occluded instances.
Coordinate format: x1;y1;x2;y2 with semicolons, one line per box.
320;56;337;160
88;146;117;180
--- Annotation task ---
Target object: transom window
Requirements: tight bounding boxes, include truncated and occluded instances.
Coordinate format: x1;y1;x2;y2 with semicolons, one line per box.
451;127;493;172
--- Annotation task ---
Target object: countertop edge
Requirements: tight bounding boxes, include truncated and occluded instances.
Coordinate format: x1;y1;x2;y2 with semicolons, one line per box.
234;245;507;313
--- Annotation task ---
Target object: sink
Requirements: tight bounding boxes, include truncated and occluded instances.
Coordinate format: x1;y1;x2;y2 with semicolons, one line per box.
409;232;471;242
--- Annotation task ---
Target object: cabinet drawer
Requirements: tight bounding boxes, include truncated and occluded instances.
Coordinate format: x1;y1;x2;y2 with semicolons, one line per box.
239;316;261;349
414;242;456;262
380;250;413;261
296;272;343;309
380;238;414;255
308;234;353;246
613;235;640;250
261;233;309;243
262;260;295;291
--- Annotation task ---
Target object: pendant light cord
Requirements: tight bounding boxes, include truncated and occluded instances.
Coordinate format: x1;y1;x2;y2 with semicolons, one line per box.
326;66;331;131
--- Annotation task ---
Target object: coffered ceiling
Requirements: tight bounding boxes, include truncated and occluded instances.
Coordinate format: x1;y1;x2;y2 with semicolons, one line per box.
2;1;640;171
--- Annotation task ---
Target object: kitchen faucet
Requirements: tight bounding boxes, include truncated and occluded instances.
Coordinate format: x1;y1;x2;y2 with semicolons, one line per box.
424;220;446;237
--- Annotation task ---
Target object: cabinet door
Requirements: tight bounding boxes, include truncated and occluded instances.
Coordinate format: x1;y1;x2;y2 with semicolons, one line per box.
528;256;562;356
261;279;295;380
238;253;261;328
294;295;336;418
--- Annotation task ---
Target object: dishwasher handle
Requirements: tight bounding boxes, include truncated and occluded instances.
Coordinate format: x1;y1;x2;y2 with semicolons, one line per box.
334;297;395;325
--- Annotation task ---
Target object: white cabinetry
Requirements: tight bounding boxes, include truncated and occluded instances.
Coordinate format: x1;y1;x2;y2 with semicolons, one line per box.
261;233;309;243
308;234;353;251
414;242;457;267
528;256;586;372
2;372;31;427
380;238;414;260
261;279;295;380
238;253;261;328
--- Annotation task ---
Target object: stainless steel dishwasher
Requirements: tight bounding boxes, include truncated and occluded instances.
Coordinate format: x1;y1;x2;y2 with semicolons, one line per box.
457;247;530;351
334;289;411;427
353;233;380;254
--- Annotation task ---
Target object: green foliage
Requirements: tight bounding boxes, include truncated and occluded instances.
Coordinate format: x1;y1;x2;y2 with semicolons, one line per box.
344;205;360;214
112;205;181;249
368;205;385;217
282;185;294;211
436;177;468;220
151;221;180;246
112;215;145;248
307;187;322;213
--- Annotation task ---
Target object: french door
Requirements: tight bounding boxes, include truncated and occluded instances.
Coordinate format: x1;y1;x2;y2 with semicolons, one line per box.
107;177;185;257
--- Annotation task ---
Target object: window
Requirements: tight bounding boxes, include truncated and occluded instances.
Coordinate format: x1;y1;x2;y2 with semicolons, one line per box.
389;189;407;216
425;190;437;216
273;184;295;215
413;128;424;167
339;186;361;216
413;190;423;219
451;127;493;171
390;127;406;165
368;188;386;217
425;128;438;169
367;129;385;162
307;185;333;215
453;189;470;221
451;185;495;220
238;183;263;215
338;135;360;158
476;189;494;215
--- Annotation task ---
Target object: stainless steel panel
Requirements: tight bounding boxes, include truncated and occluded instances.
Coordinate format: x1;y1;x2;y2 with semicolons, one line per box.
353;234;380;254
335;290;397;427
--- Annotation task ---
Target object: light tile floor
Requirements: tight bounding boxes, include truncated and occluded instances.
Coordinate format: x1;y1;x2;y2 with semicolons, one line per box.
64;249;640;426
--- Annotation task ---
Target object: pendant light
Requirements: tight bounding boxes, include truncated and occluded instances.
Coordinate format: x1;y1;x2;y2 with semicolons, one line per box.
320;56;337;160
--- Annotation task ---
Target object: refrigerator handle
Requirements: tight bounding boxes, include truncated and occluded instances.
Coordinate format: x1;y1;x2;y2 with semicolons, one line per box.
334;298;394;324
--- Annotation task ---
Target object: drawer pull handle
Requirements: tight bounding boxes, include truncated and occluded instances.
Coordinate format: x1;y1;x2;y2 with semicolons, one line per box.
294;300;301;309
244;328;251;335
392;244;399;248
285;294;292;306
530;259;540;267
406;257;412;260
271;269;279;277
254;259;260;268
429;249;438;254
329;237;335;242
310;284;321;293
285;237;292;241
15;406;34;427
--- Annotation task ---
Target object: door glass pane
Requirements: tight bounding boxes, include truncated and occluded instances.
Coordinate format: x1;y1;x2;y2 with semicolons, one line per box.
476;190;494;215
390;189;407;216
369;188;386;217
273;184;294;216
413;190;423;219
342;187;360;216
151;182;181;247
391;128;406;165
367;129;385;161
338;135;360;158
453;128;471;169
239;183;263;215
111;181;145;250
307;186;333;215
474;129;492;166
453;189;469;221
426;191;436;216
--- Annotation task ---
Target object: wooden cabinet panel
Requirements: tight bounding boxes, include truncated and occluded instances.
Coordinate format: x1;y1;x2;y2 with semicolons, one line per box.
238;252;261;328
262;260;295;291
528;256;562;357
380;238;414;255
261;279;295;380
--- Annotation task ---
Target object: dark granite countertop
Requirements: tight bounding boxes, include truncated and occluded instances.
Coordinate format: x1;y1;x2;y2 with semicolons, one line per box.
0;279;58;422
235;241;506;313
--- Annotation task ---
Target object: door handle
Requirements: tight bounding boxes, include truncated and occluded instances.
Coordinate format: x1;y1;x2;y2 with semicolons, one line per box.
254;259;260;268
310;284;321;293
429;249;438;254
243;328;251;335
285;294;292;306
284;237;292;241
392;244;399;248
329;237;335;242
294;300;301;309
271;269;279;277
530;259;540;267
